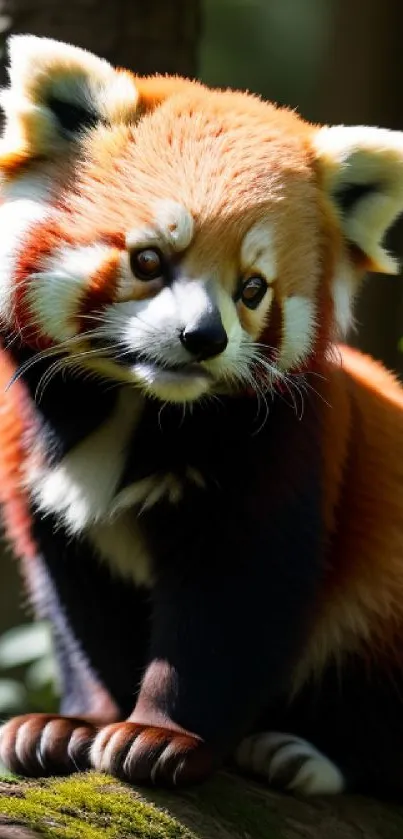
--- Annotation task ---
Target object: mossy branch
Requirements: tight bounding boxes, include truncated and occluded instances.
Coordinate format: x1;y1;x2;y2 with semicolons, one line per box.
1;770;403;839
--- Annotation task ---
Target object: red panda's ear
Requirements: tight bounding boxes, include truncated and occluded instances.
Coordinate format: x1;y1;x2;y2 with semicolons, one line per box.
0;35;138;165
314;125;403;274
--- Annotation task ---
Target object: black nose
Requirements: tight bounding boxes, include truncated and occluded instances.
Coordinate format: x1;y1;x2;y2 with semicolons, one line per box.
180;311;228;361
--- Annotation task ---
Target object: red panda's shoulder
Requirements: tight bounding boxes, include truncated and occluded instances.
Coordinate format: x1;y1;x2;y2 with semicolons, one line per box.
338;343;403;408
320;342;403;538
297;344;403;687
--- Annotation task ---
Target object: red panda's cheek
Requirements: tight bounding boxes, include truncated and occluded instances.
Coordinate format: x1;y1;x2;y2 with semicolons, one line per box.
258;294;284;357
13;218;64;349
277;295;317;372
14;241;125;348
253;294;317;373
76;249;122;327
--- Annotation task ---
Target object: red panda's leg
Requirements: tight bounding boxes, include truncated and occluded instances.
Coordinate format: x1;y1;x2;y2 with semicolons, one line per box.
0;633;121;777
0;564;120;777
0;714;99;776
235;732;345;794
0;533;147;778
91;474;324;787
233;651;403;798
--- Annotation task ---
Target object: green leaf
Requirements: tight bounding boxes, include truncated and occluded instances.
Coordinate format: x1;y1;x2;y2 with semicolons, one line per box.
26;653;57;689
0;622;52;669
0;677;27;712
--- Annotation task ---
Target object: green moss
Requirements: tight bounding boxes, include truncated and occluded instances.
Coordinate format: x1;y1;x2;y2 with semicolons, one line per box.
0;771;284;839
3;770;403;839
0;773;198;839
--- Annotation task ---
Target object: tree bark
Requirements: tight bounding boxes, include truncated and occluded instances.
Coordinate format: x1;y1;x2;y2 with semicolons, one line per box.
1;771;403;839
0;0;201;76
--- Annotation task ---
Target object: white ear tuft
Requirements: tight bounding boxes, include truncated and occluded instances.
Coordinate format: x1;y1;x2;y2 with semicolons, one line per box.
314;125;403;274
6;34;114;92
0;35;138;164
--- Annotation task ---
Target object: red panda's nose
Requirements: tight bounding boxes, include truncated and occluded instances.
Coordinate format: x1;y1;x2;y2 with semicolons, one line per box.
180;310;228;361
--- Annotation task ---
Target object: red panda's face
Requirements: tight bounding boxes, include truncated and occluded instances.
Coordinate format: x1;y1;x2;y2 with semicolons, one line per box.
55;94;322;403
2;37;403;404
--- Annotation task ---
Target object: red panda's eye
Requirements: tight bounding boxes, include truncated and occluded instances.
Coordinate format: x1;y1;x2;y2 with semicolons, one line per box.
130;248;165;281
241;276;267;309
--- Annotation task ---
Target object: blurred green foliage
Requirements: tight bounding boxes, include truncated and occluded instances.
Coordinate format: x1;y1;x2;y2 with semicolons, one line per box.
0;621;58;716
200;0;333;119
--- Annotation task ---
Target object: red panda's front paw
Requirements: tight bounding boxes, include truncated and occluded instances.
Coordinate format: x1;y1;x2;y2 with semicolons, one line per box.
90;722;214;787
0;714;97;776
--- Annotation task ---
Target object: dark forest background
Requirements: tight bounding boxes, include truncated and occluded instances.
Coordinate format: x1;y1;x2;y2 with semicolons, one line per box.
0;0;402;720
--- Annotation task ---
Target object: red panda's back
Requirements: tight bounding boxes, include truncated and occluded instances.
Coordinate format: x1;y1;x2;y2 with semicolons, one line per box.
301;345;403;684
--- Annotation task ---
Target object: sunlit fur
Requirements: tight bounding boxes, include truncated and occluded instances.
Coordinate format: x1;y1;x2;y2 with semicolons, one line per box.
1;36;403;797
1;37;403;408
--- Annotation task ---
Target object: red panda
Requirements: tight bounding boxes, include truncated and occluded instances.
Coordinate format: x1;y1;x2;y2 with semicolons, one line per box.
0;35;403;797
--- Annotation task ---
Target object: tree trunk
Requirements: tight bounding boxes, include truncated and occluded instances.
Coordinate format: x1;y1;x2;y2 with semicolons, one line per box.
0;0;201;76
1;771;403;839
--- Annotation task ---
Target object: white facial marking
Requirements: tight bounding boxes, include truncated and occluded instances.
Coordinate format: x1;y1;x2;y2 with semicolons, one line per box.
332;260;356;336
125;225;163;254
174;277;215;325
154;200;194;251
236;732;345;795
26;244;115;342
105;286;185;371
241;222;276;282
278;296;316;371
100;279;234;402
98;273;256;401
0;173;50;321
126;201;194;255
133;361;211;403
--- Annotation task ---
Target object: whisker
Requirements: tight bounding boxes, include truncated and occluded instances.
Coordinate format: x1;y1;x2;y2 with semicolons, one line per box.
4;327;121;391
35;358;69;403
32;344;120;403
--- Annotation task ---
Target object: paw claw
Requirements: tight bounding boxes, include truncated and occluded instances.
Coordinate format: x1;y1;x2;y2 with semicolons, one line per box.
0;714;97;777
91;722;213;787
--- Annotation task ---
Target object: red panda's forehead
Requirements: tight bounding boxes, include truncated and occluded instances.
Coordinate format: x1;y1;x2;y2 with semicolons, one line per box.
68;90;318;247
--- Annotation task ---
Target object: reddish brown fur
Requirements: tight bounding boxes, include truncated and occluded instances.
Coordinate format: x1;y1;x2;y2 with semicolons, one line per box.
0;67;402;701
0;347;36;563
292;345;403;685
1;336;402;685
77;249;121;327
13;218;66;347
